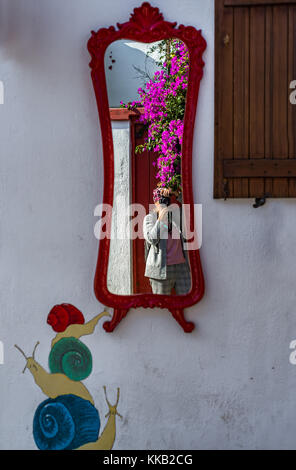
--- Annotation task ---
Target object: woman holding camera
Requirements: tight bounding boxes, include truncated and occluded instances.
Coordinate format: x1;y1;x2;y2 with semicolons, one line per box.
143;188;191;295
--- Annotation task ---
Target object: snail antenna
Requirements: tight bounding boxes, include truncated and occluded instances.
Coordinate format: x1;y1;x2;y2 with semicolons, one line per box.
32;341;40;359
14;344;28;359
14;344;28;373
103;385;112;408
115;387;120;407
115;388;122;419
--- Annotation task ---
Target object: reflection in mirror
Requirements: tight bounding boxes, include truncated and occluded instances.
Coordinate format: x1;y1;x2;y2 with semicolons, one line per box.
105;39;192;296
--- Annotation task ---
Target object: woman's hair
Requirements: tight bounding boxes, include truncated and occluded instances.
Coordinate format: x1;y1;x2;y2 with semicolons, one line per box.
153;188;171;203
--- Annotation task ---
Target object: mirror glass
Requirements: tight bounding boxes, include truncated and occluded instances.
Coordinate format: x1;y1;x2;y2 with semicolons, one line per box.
104;39;192;296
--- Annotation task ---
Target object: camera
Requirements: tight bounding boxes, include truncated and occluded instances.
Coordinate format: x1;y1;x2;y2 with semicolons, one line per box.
159;196;171;207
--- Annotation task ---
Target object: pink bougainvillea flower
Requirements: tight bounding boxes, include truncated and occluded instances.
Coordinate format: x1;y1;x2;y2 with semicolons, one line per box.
122;39;189;192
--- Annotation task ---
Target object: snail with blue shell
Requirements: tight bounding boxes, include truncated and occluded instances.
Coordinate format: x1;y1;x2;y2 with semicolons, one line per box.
15;310;122;451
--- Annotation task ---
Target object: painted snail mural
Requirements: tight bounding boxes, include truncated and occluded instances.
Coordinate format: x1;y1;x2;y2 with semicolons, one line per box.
15;305;122;451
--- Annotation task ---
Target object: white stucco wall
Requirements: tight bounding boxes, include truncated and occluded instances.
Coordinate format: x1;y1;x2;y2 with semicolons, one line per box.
1;0;296;450
105;39;160;107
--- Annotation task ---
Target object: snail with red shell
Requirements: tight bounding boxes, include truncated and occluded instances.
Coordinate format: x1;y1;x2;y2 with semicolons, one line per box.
47;303;85;333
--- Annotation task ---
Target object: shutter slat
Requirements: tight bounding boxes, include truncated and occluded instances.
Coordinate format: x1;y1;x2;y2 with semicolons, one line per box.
288;5;296;196
233;7;250;197
264;6;274;195
215;3;234;198
272;5;289;196
249;6;266;197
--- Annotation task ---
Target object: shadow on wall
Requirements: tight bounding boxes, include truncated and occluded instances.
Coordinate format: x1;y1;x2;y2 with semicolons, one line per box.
0;0;48;63
0;0;90;66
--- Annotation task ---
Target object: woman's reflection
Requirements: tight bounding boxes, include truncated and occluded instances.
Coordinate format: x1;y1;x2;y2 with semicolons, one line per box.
143;188;191;295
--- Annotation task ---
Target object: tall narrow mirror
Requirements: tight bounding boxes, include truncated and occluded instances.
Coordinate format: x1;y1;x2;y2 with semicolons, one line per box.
87;2;206;333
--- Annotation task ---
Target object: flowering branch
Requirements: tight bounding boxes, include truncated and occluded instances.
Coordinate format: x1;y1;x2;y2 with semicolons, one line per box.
121;39;189;193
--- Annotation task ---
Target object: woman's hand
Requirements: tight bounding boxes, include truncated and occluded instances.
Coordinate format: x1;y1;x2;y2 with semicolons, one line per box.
158;206;170;221
161;189;171;198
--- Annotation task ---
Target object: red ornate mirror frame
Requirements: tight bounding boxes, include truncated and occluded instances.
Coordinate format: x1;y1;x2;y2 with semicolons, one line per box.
87;2;206;333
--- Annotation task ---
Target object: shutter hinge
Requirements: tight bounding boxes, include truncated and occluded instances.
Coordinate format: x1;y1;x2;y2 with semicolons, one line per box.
223;34;230;46
223;179;230;200
253;193;271;209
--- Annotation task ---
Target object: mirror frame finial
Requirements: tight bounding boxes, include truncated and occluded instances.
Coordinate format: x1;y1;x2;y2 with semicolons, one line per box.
87;2;207;333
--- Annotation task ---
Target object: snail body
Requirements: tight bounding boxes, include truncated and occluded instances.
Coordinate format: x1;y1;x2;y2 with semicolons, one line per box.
51;312;110;348
77;387;121;451
15;343;95;404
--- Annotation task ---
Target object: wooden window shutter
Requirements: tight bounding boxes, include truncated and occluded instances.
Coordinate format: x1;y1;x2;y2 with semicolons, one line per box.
214;0;296;199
